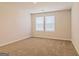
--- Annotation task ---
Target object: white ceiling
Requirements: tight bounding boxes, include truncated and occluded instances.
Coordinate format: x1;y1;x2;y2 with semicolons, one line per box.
29;2;73;13
0;2;73;13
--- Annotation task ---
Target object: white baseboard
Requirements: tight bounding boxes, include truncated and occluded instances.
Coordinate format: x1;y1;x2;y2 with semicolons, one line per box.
72;39;79;55
32;36;71;41
0;34;32;47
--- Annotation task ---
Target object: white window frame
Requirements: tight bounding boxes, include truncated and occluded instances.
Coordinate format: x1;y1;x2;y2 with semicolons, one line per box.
45;16;55;32
35;16;44;32
35;16;55;32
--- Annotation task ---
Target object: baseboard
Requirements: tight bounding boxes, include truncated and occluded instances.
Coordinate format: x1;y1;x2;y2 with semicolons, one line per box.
0;34;32;47
32;36;71;41
72;39;79;55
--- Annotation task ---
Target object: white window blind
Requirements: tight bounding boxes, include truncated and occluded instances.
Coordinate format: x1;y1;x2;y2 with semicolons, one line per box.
45;16;55;32
35;16;55;32
35;17;44;31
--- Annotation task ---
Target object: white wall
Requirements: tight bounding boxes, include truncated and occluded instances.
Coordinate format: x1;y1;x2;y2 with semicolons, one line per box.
32;10;71;40
71;3;79;54
0;8;31;46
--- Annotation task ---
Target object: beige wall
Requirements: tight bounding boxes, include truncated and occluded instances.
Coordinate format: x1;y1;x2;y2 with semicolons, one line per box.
0;8;31;46
32;10;71;40
71;3;79;54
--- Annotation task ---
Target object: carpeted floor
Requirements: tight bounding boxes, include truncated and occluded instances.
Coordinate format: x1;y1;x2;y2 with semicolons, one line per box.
0;37;78;56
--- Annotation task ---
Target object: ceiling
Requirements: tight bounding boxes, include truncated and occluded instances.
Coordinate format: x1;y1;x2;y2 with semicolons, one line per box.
0;2;73;13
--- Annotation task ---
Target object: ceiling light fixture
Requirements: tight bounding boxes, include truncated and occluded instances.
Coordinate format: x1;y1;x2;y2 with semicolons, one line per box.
33;2;37;4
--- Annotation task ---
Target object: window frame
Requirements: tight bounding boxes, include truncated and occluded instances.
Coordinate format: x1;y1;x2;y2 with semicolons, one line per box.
35;16;56;32
44;16;56;32
35;16;44;32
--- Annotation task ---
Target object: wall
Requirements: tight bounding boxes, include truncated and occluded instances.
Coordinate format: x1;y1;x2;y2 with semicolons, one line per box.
71;3;79;54
0;8;31;46
32;10;71;40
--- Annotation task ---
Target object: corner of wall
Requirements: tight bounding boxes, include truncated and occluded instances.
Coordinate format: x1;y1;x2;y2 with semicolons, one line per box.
72;39;79;55
0;34;32;47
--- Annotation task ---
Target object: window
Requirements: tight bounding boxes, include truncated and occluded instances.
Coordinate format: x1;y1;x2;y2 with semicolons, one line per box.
45;16;55;32
36;17;44;31
35;16;55;32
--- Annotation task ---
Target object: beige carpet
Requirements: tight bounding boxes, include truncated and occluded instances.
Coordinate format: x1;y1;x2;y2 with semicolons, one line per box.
0;37;78;56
